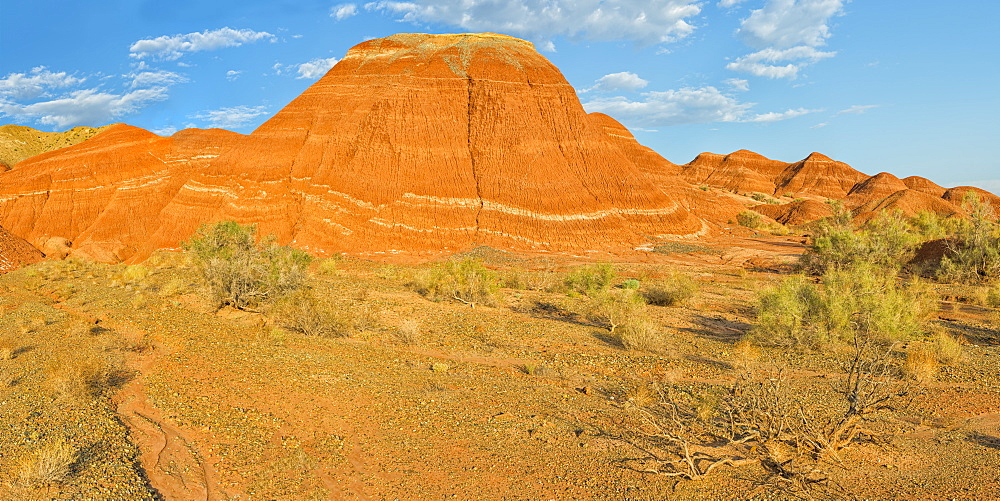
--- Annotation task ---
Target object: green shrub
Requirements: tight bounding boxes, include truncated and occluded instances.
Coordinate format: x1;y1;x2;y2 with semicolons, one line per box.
564;263;617;295
987;283;1000;308
736;211;762;229
184;221;313;310
751;263;933;349
411;258;499;306
642;273;697;306
937;193;1000;283
802;206;920;274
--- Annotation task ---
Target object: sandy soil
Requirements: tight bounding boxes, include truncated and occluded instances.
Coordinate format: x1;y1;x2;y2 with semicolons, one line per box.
1;235;999;500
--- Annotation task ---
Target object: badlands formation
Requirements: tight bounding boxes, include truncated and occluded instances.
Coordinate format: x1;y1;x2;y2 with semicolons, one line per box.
0;32;998;265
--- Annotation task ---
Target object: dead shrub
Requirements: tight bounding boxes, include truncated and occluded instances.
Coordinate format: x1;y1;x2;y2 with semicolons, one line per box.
396;319;421;345
17;440;78;488
270;288;350;338
902;344;939;382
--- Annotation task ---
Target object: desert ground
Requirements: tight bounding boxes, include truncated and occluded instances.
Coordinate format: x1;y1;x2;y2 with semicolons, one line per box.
2;225;999;501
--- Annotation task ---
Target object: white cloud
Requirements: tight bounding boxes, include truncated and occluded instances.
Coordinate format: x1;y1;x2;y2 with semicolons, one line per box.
835;104;880;115
745;107;820;123
226;70;242;81
0;87;170;129
151;126;178;136
364;0;702;46
331;3;359;20
0;66;84;100
583;86;752;126
737;0;844;49
728;0;844;79
810;122;828;128
129;27;276;60
582;71;649;93
726;45;835;79
718;0;748;7
724;78;749;91
127;70;188;89
295;57;340;79
190;105;268;129
583;85;819;126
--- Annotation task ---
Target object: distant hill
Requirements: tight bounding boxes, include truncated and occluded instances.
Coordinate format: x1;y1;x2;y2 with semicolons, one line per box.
0;124;111;169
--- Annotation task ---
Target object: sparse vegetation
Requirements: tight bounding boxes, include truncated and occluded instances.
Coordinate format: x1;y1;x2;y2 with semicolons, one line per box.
802;206;920;274
184;221;313;311
938;193;1000;283
641;273;697;307
270;288;349;337
411;257;499;307
564;263;617;295
17;440;78;488
396;318;421;345
736;210;762;229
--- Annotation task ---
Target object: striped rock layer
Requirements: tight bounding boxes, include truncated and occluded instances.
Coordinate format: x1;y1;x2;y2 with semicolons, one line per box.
0;33;715;263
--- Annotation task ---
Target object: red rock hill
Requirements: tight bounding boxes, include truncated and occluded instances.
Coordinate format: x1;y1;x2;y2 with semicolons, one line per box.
1;33;712;262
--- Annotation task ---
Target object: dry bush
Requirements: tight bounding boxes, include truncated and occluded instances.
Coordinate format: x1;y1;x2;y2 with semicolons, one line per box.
0;338;16;360
17;440;78;487
642;273;697;307
47;351;127;401
930;330;963;365
396;319;421;345
564;263;617;295
120;264;150;285
589;290;667;353
184;221;312;311
316;258;340;276
411;258;499;307
902;344;939;382
158;277;189;297
618;318;667;353
352;302;381;332
270;289;350;338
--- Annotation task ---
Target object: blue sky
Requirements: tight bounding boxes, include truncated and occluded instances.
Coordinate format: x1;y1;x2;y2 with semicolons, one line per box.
1;0;997;193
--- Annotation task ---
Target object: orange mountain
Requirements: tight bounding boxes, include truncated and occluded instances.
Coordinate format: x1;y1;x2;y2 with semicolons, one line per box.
0;33;716;263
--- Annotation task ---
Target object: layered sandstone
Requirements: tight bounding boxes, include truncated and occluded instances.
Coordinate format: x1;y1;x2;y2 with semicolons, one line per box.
1;33;711;262
680;150;789;195
752;199;833;226
153;33;709;258
0;124;243;262
902;176;947;197
0;224;43;272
